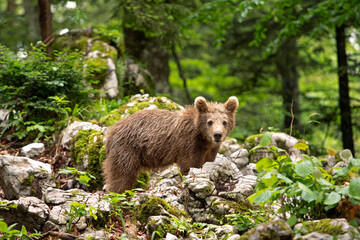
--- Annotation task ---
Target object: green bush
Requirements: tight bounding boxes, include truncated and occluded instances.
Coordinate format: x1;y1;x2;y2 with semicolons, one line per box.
248;132;360;226
0;44;93;141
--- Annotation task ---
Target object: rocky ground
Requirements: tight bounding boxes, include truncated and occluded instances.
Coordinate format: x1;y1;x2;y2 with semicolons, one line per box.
1;95;359;240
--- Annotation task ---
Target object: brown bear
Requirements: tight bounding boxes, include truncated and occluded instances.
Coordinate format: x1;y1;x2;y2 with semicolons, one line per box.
103;96;239;193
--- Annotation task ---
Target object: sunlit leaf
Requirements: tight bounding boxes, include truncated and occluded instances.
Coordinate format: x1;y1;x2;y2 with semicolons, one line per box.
350;158;360;166
297;182;315;202
256;157;274;172
323;192;341;205
295;161;313;178
294;142;309;151
349;178;360;197
286;215;297;226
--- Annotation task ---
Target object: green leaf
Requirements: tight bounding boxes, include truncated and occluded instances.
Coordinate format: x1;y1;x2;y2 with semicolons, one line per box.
316;178;333;187
350;158;360;166
256;157;274;172
295;161;314;178
349;178;360;197
286;215;297;226
253;189;276;205
277;173;293;184
339;186;349;195
297;182;315;202
259;132;273;147
0;220;8;233
262;173;278;187
323;192;341;205
250;132;273;153
334;166;350;177
293;142;309;151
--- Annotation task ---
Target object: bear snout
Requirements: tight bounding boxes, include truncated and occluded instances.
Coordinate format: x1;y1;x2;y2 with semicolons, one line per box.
213;132;223;142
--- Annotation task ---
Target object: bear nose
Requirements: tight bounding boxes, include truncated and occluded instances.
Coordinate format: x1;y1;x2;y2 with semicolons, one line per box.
214;132;222;141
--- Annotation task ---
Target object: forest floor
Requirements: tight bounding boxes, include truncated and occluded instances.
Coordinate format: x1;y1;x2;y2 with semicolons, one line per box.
0;138;148;239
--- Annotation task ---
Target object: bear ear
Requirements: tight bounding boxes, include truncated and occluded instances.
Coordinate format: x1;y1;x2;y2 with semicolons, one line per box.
225;96;239;113
195;96;208;113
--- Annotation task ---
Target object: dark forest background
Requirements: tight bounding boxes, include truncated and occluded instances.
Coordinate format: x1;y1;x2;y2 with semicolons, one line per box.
1;0;360;156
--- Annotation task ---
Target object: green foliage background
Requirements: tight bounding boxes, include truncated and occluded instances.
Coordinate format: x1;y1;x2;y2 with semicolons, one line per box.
0;0;360;155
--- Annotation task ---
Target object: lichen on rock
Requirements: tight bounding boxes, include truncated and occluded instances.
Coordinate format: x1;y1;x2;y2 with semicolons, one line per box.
99;94;183;126
135;196;190;225
70;129;106;191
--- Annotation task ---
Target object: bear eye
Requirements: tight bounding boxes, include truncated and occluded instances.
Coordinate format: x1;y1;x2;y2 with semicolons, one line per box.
207;120;213;126
223;121;227;126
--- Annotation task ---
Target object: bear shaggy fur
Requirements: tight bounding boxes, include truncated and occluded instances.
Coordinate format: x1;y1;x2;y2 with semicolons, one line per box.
103;96;239;193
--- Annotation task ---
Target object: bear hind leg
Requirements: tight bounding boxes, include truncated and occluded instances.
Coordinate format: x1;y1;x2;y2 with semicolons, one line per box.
105;171;139;193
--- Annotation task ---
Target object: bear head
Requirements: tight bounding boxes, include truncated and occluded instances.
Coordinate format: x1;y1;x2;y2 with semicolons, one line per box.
194;96;238;144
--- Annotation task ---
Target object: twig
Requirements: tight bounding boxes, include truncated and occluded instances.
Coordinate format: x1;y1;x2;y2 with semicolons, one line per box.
280;194;287;221
171;43;192;104
42;231;77;240
289;100;294;136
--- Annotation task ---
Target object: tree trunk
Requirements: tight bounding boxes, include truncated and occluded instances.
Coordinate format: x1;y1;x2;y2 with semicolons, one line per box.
141;38;171;94
6;0;15;13
38;0;52;54
276;38;302;133
24;0;40;44
124;27;171;95
336;24;355;155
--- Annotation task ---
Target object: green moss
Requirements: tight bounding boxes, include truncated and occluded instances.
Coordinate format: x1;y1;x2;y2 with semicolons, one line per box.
300;219;344;236
209;198;251;223
147;217;172;239
99;96;183;127
244;134;264;150
22;174;34;186
239;220;293;240
135;197;190;225
51;36;89;54
70;36;89;52
85;57;108;84
91;41;118;60
22;174;38;196
70;129;106;191
135;171;150;190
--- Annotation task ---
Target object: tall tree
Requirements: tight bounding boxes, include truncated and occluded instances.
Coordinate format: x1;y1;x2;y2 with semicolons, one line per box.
276;38;301;132
246;0;360;154
114;0;196;95
38;0;52;54
24;0;40;44
336;25;354;153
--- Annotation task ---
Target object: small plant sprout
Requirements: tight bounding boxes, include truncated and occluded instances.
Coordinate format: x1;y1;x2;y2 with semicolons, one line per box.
59;167;96;187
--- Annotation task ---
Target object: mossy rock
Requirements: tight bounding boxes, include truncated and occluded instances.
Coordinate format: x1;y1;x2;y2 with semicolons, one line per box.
85;57;108;85
296;218;345;236
135;171;151;190
90;41;118;60
135;196;190;225
209;197;251;224
240;219;293;240
99;95;183;127
243;134;264;151
70;129;106;191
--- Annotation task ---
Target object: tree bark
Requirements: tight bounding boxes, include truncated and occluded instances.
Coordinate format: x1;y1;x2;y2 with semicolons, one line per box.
336;24;355;155
38;0;52;54
6;0;15;13
24;0;40;44
124;26;171;95
276;38;302;133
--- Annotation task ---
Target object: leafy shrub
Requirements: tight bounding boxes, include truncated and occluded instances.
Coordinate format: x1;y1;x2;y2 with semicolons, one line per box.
0;44;93;141
248;132;360;226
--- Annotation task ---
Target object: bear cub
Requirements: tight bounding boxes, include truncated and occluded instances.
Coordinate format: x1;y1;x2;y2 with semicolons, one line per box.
103;96;239;193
